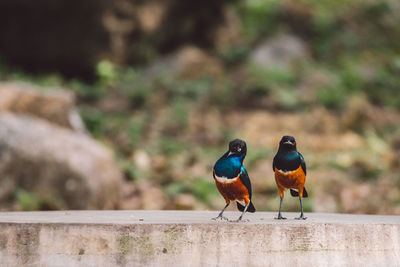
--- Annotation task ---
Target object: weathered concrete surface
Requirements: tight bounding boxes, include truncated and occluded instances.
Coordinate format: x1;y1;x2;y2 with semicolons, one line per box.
0;211;400;266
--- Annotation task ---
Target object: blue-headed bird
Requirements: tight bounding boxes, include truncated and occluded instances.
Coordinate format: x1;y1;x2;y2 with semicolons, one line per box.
273;135;308;220
212;139;256;222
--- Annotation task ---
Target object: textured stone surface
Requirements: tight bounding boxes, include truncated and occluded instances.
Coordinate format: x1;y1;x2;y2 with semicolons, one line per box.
0;210;399;266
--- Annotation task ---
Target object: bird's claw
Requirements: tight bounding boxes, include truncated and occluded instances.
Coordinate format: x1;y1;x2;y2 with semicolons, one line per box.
274;216;287;220
295;216;307;220
211;215;229;221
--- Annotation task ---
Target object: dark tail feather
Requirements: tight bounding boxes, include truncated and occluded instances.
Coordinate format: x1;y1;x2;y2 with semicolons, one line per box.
248;201;256;212
290;188;308;198
237;201;256;213
290;189;298;197
303;187;308;197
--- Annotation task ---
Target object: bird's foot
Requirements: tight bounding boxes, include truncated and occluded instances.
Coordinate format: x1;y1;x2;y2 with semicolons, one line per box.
294;214;307;220
211;215;229;221
274;214;287;220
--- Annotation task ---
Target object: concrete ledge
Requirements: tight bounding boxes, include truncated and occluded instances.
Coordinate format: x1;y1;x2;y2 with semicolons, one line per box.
0;211;400;266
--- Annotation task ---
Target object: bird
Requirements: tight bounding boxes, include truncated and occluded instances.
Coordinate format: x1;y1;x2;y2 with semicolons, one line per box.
212;139;256;222
273;135;308;220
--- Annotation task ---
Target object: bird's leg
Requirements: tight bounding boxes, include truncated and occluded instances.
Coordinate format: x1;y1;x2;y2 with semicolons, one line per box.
275;197;286;220
233;203;249;222
212;202;230;221
295;197;307;220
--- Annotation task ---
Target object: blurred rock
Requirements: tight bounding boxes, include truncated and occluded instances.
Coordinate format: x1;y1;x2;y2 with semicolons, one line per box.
250;33;308;69
0;112;123;210
146;46;224;79
0;82;85;132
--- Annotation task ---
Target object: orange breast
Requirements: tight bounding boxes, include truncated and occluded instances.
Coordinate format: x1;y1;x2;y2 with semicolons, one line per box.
214;174;249;204
274;166;306;190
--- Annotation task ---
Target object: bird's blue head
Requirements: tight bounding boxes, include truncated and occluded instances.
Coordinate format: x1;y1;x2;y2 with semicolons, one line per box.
214;139;247;177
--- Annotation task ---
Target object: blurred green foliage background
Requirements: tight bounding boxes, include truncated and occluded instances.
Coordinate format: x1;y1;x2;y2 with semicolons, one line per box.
0;0;400;214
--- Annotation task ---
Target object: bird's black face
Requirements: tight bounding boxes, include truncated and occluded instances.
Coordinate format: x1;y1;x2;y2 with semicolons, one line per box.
228;139;247;156
279;135;297;151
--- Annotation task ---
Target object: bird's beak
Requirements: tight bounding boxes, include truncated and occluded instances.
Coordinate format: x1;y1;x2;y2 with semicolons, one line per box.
228;151;234;157
283;141;294;145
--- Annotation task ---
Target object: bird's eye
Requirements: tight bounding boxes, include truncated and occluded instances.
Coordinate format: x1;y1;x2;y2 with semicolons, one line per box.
237;147;241;152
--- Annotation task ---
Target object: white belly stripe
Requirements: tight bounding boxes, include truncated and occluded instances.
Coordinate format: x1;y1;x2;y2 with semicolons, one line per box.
214;174;240;184
276;168;298;175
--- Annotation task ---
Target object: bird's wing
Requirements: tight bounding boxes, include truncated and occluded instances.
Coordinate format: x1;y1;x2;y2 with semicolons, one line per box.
299;152;307;175
239;165;252;199
272;155;276;172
